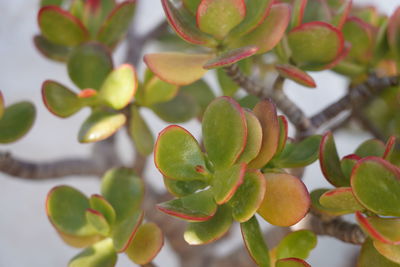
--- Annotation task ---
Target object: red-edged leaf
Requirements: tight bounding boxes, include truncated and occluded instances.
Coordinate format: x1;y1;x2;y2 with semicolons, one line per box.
203;46;258;69
237;110;263;164
290;0;308;29
384;136;396;160
319;187;364;214
358;238;400;267
331;0;353;29
112;211;144;252
275;115;288;156
373;240;400;265
276;258;311;267
275;64;316;88
212;163;246;204
340;154;361;180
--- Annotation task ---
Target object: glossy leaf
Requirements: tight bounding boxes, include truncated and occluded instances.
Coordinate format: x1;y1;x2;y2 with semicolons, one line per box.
0;102;36;144
85;209;110;236
340;154;360;180
229;170;266;222
67;43;113;90
112;211;144;252
163;178;207;197
276;230;317;260
89;194;116;226
78;110;126;143
144;53;212;86
126;223;164;265
237;110;263;164
276;258;311;267
157;189;217;221
357;212;400;245
240;216;270;267
196;0;246;39
373;240;400;264
258;172;310;226
230;4;290;54
319;132;349;187
203;46;258;69
212;163;246;204
155;125;207;181
128;106;154;156
34;35;71;61
184;205;232;245
358;239;400;267
275;64;316;88
69;238;117;267
203;97;247;170
38;6;88;46
248;99;279;169
355;139;386;158
97;0;136;46
319;187;364;214
140;75;178;106
42;80;82;118
181;79;215;118
101;168;144;223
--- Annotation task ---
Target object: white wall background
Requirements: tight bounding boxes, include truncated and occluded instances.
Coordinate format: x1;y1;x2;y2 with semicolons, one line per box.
0;0;398;266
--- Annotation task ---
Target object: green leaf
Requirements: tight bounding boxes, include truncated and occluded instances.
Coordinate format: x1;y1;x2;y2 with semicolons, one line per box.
275;64;316;88
229;170;266;222
238;94;259;109
212;163;246;204
357;211;400;245
288;21;344;70
144;53;212;86
248;99;280;169
258;172;310;226
97;1;136;46
310;188;346;216
183;0;201;14
85;209;110;236
203;46;258;69
181;79;215;118
78;110;126;143
126;223;164;265
184;205;232;245
355;139;386;158
358;239;400;267
157;189;217;221
0;102;36;144
140;75;178;106
38;6;88;46
340;154;361;180
128;106;154;156
42;80;82;118
46;186;96;236
373;240;400;265
67;43;113;90
319;187;364;214
384;136;397;162
276;230;317;260
101;168;144;223
217;68;239;96
155;125;208;181
289;0;308;30
203;97;247;169
163;178;207;197
34;35;71;62
229;4;290;54
276;258;311;267
69;238;117;267
196;0;246;40
99;64;137;109
240;216;270;267
319;132;349;187
112;211;144;252
237;110;263;164
89;194;116;226
351;157;400;216
275;115;288;156
271;135;321;168
331;0;352;29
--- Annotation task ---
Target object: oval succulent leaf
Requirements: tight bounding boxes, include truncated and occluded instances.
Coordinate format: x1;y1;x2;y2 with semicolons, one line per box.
85;209;110;236
163;178;208;197
355;139;386;158
155;125;208;181
340;154;361;180
184;205;233;245
319;187;364;214
157;189;217;221
240;216;270;267
203;97;247;170
129;106;154;156
140;75;178;106
99;64;137;110
42;80;82;118
373;240;400;264
78;110;126;143
229;170;266;222
38;6;88;46
276;230;317;260
275;64;316;88
34;35;71;62
203;45;258;69
258;172;310;227
112;211;144;252
56;231;101;248
212;163;246;204
358;238;400;267
276;258;311;267
236;110;263;164
310;188;346;216
356;212;400;245
0;102;36;144
67;42;113;90
126;223;164;265
69;238;117;267
196;0;246;40
89;194;116;226
342;17;374;63
351;157;400;217
144;53;212;86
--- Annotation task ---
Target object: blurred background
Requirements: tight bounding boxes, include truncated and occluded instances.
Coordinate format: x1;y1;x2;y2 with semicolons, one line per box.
0;0;398;266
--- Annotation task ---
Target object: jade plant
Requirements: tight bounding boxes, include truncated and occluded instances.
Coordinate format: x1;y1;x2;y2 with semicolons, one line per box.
3;0;400;266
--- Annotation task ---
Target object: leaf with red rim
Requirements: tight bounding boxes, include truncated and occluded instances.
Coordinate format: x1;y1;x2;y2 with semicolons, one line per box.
351;157;400;216
248;99;279;169
230;4;290;54
340;154;361;180
355;138;386;158
310;188;347;216
319;132;349;187
289;0;308;30
384;136;396;161
69;238;117;267
34;35;71;62
126;222;164;265
184;205;232;245
203;97;247;170
275;64;316;88
196;0;246;40
388;7;400;65
258;172;310;227
38;6;88;46
85;209;110;236
276;230;317;260
212;163;246;204
203;46;258;69
358;238;400;267
163;178;208;197
161;0;217;46
240;216;270;266
89;194;116;226
288;21;344;70
331;0;352;29
276;258;311;267
229;170;266;222
157;189;217;221
144;53;212;86
112;211;144;252
319;187;364;214
237;110;263;164
356;212;400;245
275;115;288;156
155;125;208;181
97;0;136;46
373;240;400;264
42;80;82;118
